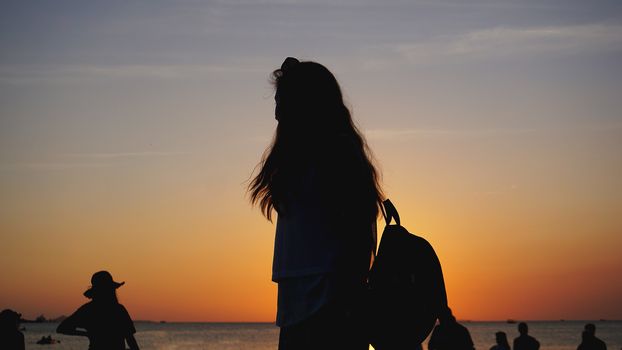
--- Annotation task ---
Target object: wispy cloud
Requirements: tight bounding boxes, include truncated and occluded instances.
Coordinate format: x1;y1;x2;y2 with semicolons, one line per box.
365;121;622;141
73;63;265;78
0;151;188;170
0;63;266;85
365;127;537;140
396;24;622;64
62;151;189;159
1;162;111;170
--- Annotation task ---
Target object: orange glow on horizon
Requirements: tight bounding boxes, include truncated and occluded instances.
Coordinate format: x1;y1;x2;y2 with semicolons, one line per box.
2;2;622;321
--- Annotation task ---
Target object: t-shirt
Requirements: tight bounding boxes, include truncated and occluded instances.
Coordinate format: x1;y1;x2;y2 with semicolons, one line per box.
276;273;335;327
514;335;540;350
271;135;377;327
272;135;375;281
63;301;136;350
272;185;345;280
273;187;374;326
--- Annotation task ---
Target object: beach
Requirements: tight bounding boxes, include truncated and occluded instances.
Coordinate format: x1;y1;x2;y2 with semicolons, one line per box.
21;320;622;350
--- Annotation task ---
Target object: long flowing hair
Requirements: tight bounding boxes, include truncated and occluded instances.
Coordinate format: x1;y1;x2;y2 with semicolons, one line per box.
249;58;383;222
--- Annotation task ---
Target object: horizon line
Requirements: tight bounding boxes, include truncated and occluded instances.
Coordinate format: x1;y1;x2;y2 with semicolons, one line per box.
52;318;622;324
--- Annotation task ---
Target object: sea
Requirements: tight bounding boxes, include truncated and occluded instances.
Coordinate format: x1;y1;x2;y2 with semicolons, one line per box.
22;320;622;350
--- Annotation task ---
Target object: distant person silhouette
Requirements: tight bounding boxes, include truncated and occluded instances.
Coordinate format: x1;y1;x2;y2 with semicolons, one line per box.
0;309;25;350
490;331;511;350
249;57;383;350
427;308;475;350
578;323;607;350
57;271;140;350
513;322;540;350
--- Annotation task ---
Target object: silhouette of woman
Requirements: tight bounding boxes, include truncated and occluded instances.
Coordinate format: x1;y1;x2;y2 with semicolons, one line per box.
57;271;140;350
490;331;511;350
249;57;383;350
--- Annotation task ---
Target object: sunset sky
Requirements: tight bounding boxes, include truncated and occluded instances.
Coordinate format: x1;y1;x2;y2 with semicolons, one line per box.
1;0;621;322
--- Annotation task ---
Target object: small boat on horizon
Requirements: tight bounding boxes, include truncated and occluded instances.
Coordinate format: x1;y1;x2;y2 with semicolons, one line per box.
36;335;61;345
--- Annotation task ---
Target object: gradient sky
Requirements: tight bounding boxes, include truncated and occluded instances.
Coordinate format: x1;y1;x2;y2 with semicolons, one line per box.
1;0;621;322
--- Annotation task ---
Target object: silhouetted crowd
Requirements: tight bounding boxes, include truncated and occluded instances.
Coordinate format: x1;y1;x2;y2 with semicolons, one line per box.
486;322;607;350
427;320;609;350
1;304;613;349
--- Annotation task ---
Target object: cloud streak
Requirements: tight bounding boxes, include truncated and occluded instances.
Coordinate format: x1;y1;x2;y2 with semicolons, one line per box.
365;127;537;140
62;151;189;159
0;62;266;85
365;121;622;141
0;162;111;170
396;24;622;64
0;152;188;170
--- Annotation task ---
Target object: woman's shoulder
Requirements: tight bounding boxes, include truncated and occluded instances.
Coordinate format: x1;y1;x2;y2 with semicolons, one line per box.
75;301;95;313
114;303;134;318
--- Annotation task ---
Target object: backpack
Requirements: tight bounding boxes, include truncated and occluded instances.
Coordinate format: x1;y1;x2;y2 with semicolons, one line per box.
367;199;448;349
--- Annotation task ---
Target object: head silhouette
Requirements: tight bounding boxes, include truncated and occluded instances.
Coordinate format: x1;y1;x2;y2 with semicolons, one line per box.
495;332;509;346
83;270;124;303
584;323;596;336
0;309;21;331
518;322;528;335
249;57;383;221
273;58;348;132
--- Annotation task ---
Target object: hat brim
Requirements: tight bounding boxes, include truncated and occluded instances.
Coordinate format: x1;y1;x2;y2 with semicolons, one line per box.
83;281;125;298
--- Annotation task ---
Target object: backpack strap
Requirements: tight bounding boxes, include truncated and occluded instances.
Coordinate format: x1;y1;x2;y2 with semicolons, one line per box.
382;199;401;226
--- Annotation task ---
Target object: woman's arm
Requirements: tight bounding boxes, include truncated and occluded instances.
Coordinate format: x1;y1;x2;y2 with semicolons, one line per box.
119;304;139;349
126;334;140;350
56;313;89;337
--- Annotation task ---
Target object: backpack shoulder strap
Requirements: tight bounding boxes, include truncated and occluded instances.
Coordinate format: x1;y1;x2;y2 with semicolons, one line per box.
382;199;401;226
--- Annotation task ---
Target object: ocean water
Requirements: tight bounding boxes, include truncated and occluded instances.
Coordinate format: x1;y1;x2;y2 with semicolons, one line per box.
22;320;622;350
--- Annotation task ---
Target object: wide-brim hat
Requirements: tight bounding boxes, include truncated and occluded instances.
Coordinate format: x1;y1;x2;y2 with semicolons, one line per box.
83;270;125;299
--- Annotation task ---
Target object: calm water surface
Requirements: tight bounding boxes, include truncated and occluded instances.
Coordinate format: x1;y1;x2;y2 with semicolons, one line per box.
22;321;622;350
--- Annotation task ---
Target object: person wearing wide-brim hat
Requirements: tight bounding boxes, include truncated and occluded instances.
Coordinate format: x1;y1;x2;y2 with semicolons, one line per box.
82;270;126;299
57;271;140;350
0;309;25;350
